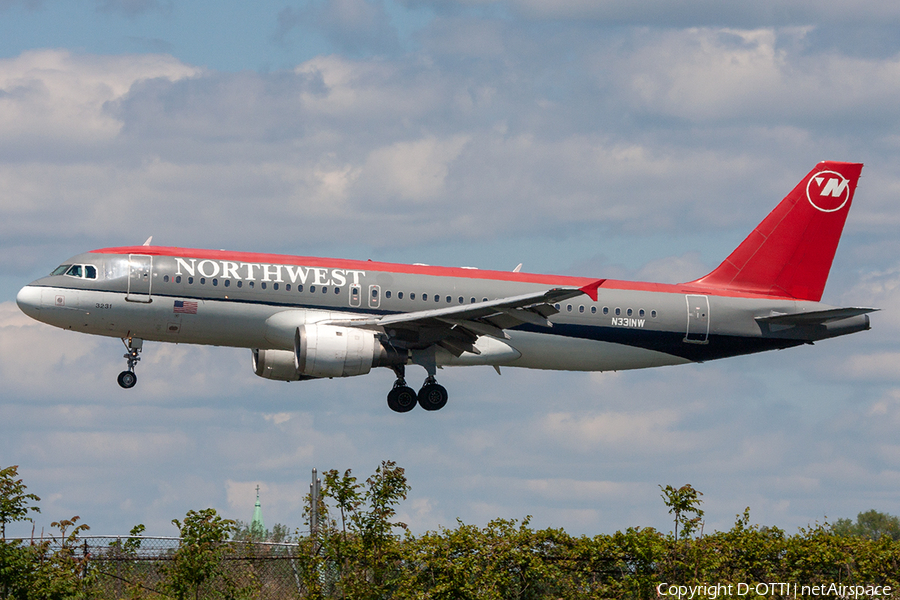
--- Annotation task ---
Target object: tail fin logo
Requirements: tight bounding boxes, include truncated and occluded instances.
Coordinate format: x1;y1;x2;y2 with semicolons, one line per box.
807;170;851;213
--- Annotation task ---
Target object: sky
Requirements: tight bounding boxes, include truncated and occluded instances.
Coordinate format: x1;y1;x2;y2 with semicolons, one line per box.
1;0;900;540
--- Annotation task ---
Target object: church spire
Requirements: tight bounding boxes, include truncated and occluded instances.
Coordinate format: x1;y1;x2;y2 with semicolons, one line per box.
251;485;265;539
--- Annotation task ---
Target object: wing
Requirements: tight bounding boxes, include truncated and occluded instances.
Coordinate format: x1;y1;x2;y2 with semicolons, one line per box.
327;280;604;356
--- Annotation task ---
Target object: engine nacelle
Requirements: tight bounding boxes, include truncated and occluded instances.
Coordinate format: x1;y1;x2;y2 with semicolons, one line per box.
295;324;380;378
252;325;405;381
252;348;315;381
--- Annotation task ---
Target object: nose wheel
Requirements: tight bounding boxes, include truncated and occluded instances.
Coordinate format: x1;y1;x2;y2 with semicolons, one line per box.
118;337;142;389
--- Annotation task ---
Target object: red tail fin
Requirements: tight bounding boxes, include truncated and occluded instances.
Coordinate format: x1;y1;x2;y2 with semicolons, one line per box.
690;161;863;301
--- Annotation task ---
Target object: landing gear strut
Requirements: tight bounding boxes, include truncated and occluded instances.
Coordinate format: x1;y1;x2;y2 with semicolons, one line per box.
117;337;142;389
387;365;417;413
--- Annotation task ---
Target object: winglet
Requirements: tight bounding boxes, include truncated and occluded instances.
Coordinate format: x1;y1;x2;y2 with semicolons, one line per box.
579;279;605;302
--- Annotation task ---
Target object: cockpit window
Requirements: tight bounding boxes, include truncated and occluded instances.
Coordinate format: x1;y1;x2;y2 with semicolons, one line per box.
55;264;98;279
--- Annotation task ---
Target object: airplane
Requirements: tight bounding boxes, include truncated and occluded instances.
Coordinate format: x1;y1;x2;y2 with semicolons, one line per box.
16;161;876;413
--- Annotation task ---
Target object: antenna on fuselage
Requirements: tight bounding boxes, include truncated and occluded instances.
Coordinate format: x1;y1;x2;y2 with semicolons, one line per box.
513;263;522;272
142;236;153;246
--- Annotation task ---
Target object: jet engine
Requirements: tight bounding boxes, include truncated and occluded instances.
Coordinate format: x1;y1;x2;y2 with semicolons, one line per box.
252;324;405;381
252;348;314;381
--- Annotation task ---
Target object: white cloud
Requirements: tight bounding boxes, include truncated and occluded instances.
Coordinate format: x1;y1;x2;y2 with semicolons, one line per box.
0;49;197;145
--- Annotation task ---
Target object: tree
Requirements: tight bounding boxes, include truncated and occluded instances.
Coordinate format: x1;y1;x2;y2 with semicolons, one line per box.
0;465;41;540
166;508;243;600
832;509;900;541
660;484;704;540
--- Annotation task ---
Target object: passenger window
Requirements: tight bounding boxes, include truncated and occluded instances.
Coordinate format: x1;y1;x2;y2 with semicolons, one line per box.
423;294;428;301
297;285;303;292
213;278;218;286
85;265;97;279
458;297;464;304
285;284;290;291
652;310;658;318
627;308;632;316
164;275;170;283
579;305;584;313
200;278;206;285
188;277;194;284
446;296;451;303
591;306;597;314
237;281;242;288
567;304;572;312
261;282;267;290
273;283;279;290
176;276;182;284
639;309;645;317
603;307;609;315
398;292;404;299
615;308;621;316
225;280;230;287
386;291;392;299
471;298;476;303
436;295;441;302
371;288;377;298
310;285;316;293
411;293;416;300
249;281;254;288
334;287;340;294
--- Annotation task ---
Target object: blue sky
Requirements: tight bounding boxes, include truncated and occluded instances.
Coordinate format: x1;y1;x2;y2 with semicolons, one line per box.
1;0;900;540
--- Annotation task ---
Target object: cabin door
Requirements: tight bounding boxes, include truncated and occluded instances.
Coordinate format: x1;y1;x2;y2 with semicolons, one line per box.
684;295;709;344
127;254;153;303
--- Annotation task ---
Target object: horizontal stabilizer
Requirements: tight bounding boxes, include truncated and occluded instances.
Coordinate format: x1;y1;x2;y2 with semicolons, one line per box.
756;307;878;326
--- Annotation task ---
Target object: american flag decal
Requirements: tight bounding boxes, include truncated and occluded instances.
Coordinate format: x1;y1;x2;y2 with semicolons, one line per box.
173;300;198;314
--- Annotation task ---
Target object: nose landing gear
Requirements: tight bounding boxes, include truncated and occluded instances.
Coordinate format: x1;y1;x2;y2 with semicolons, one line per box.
117;337;142;389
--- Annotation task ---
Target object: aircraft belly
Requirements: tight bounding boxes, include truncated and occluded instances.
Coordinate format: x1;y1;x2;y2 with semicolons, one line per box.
506;330;690;371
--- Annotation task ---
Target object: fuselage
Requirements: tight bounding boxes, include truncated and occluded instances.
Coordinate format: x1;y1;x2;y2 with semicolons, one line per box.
16;245;870;374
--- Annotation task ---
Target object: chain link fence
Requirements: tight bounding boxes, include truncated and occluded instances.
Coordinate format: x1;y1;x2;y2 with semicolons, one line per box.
7;535;309;598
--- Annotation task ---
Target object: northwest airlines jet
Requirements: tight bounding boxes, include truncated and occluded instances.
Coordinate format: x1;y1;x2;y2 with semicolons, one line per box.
17;162;875;412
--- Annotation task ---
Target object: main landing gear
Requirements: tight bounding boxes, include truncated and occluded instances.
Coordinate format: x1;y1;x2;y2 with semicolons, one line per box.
387;366;449;413
117;337;142;389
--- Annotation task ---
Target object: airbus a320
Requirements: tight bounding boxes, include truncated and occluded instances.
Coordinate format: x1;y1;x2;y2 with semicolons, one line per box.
17;161;876;412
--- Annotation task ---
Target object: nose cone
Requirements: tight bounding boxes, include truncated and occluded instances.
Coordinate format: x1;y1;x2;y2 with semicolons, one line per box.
16;285;42;319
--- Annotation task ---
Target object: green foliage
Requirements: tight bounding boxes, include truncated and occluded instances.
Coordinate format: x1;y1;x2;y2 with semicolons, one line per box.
0;465;41;540
166;508;247;600
5;463;900;599
232;520;294;543
832;509;900;541
660;483;705;540
0;516;95;600
313;460;411;599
